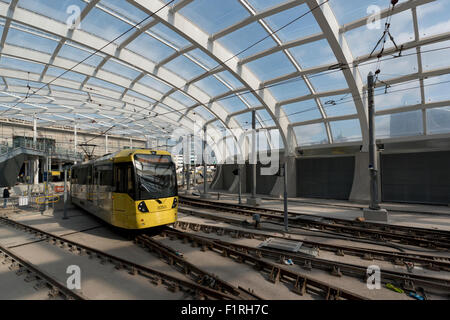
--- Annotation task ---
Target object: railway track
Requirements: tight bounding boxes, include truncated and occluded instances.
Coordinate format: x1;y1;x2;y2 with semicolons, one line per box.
179;196;450;250
0;217;238;300
0;243;86;300
154;227;369;300
173;219;450;272
163;226;450;299
134;234;261;300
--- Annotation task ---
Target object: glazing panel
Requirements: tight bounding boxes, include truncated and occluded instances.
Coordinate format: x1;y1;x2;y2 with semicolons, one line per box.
424;74;450;103
375;110;423;138
269;77;310;101
345;9;413;58
374;80;421;112
263;4;321;42
417;1;450;39
164;55;206;80
293;123;328;146
329;119;362;142
246;51;296;81
289;39;336;69
127;33;176;63
218;21;276;59
179;0;250;35
427;107;450;135
282;99;322;124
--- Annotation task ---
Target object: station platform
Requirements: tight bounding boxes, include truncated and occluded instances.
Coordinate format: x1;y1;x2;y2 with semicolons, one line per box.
180;189;450;232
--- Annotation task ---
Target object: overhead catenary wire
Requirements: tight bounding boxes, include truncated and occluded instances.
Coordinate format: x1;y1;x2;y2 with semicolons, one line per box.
0;0;330;141
91;41;450;130
0;0;447;139
369;0;402;83
0;0;177;139
60;0;333;142
3;66;448;136
84;0;447;127
219;77;450;131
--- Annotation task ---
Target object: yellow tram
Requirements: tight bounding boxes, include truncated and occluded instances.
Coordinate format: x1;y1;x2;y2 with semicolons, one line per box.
71;149;178;229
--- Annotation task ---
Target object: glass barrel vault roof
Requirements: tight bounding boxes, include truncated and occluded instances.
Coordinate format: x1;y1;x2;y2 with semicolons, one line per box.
0;0;448;155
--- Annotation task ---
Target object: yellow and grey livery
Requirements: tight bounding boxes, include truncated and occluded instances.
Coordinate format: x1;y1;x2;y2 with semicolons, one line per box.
71;149;178;229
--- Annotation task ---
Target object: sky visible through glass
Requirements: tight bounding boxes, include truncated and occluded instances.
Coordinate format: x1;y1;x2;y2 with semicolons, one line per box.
0;0;447;149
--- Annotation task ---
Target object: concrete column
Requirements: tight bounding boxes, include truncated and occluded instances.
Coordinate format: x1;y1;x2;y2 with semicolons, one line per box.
145;136;150;148
105;135;108;154
349;152;382;203
24;160;28;179
32;158;39;185
130;137;133;149
269;154;296;198
33;115;37;147
192;134;196;188
186;135;191;190
200;126;210;198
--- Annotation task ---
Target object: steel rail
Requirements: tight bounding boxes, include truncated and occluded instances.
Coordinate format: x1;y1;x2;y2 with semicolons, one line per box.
135;234;262;300
0;243;86;300
179;196;450;249
155;228;369;300
173;220;450;272
165;228;450;295
0;217;237;300
180;196;450;238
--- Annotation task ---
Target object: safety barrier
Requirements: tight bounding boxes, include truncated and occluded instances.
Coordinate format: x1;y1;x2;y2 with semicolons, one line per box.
35;195;60;205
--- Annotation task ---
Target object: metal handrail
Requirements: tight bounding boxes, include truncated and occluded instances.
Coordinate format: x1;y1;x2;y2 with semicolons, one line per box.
0;141;84;161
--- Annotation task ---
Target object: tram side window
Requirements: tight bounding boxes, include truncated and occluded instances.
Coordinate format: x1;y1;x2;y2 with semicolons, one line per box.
71;168;77;184
127;167;134;194
78;167;88;185
87;165;93;186
93;167;98;186
99;169;113;186
114;166;125;193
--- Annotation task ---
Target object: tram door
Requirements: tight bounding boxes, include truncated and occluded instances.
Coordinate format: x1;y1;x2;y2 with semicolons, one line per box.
113;164;135;227
94;167;100;209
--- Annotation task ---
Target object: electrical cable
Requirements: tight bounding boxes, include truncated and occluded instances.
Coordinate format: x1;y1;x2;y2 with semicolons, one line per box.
58;0;333;142
0;0;176;117
1;0;448;141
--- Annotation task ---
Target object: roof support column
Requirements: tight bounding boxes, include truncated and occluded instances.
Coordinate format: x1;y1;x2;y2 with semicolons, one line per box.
200;125;210;199
306;0;369;150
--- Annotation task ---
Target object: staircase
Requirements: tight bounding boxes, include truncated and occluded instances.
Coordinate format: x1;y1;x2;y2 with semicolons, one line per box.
0;145;83;187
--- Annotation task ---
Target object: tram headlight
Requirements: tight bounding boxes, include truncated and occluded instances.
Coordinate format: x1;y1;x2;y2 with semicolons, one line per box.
172;197;178;208
138;201;149;213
